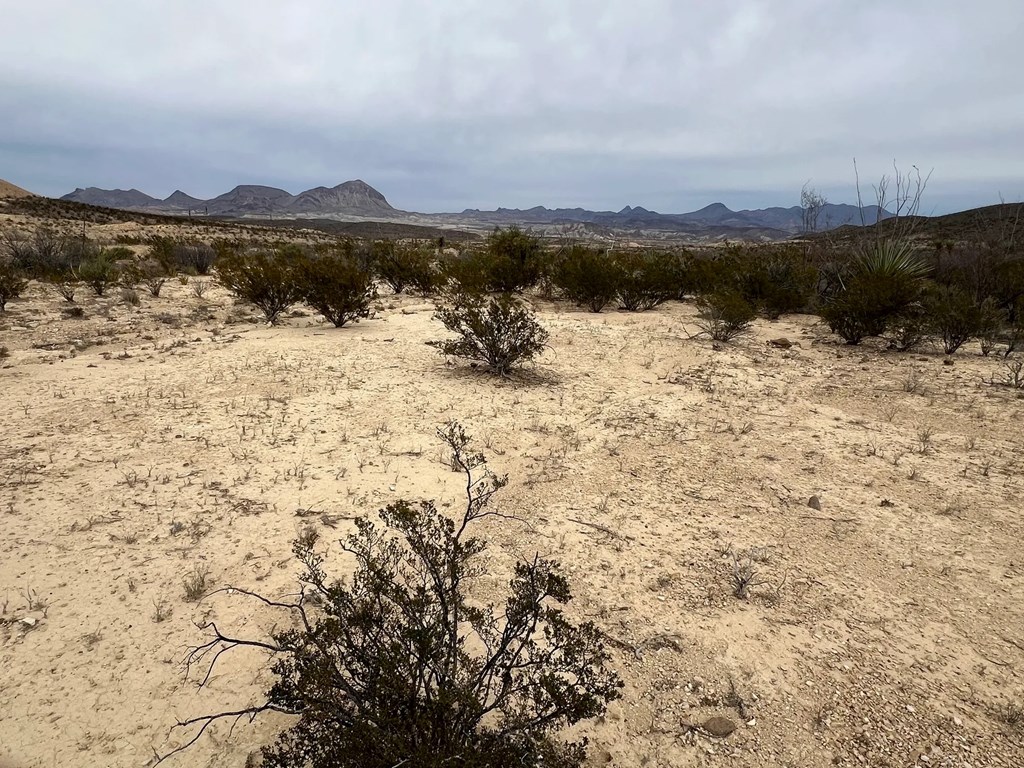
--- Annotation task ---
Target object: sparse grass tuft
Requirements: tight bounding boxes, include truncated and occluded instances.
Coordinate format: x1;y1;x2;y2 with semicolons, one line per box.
182;565;210;602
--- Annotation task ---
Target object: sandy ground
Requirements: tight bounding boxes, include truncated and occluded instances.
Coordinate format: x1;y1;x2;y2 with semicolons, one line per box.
1;278;1023;768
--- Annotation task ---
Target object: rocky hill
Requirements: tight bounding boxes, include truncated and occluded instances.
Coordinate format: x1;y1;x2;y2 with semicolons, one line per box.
60;180;399;219
61;187;160;208
286;180;394;216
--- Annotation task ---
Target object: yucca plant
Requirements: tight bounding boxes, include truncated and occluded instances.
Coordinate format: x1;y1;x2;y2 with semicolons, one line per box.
853;239;930;281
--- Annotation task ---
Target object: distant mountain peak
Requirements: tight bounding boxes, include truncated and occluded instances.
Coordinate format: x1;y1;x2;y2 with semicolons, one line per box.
288;180;394;215
698;202;732;213
163;190;203;209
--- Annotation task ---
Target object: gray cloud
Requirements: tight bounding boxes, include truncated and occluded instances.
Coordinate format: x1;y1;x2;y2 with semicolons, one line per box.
1;0;1021;213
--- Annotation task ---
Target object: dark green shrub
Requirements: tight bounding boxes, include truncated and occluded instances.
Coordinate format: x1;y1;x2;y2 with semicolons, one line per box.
298;254;377;327
0;261;28;311
614;251;676;311
168;424;621;768
177;244;217;275
483;226;542;293
886;302;931;352
1006;298;1024;357
695;290;756;341
686;255;738;296
993;258;1024;316
373;241;436;294
552;245;621;312
924;285;981;355
432;293;549;375
977;298;1006;356
148;236;177;272
734;249;818;319
149;238;217;275
217;249;306;324
76;251;119;296
821;272;921;345
33;228;74;276
438;249;492;296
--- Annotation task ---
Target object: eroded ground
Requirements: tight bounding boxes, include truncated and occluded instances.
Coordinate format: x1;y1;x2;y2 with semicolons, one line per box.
2;279;1022;767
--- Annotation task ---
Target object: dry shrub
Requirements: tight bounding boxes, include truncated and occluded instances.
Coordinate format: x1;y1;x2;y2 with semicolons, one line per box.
432;293;549;375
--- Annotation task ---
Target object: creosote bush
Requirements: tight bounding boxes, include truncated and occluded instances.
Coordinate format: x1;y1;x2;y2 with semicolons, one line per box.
216;248;305;324
886;303;931;352
76;251;120;296
695;290;756;341
0;260;29;311
165;424;621;768
431;293;549;375
483;226;543;293
298;254;377;327
150;237;217;275
821;272;921;345
923;285;981;355
552;244;620;312
372;240;436;295
613;251;678;311
175;243;217;275
733;248;818;318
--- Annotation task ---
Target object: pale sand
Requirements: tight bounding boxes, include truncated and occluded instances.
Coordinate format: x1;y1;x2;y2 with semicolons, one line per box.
1;279;1022;767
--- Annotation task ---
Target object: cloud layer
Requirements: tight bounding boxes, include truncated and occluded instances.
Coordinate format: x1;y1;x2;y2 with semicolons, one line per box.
2;0;1021;213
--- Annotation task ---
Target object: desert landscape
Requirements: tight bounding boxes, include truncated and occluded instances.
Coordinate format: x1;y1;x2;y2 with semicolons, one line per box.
2;180;1023;768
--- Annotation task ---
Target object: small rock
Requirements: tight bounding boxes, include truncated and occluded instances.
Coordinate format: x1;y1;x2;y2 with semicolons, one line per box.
808;495;822;511
768;338;794;349
19;616;37;627
702;716;738;737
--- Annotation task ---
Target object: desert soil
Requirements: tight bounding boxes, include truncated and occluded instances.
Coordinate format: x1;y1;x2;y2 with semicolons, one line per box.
1;278;1022;768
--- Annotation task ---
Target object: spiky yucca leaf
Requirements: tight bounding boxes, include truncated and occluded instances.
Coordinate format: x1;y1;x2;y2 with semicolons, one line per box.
856;239;930;280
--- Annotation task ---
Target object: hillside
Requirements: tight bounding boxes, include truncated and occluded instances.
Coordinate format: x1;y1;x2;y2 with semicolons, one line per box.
821;202;1023;246
0;178;36;199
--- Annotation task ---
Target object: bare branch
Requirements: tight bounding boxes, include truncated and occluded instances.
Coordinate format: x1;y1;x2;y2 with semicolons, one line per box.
155;704;297;764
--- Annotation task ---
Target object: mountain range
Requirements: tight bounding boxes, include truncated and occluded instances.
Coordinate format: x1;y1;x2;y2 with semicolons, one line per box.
442;200;890;235
62;180;395;218
59;180;890;237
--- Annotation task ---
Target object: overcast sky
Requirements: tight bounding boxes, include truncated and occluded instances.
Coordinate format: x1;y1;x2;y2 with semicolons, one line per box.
1;0;1021;214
